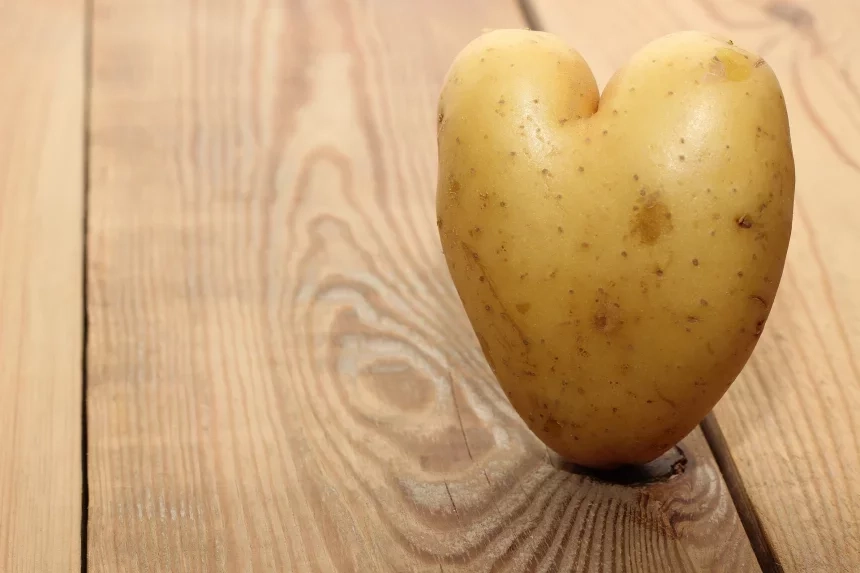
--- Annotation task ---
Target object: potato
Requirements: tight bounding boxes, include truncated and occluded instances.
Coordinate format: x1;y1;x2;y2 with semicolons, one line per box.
436;30;794;469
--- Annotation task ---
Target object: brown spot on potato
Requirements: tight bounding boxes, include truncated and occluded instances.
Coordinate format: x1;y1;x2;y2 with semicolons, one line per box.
592;307;622;334
692;258;699;266
578;166;585;173
631;193;673;244
700;299;709;306
581;242;590;249
755;319;766;336
577;387;586;395
516;303;531;314
448;179;460;199
737;215;753;228
621;251;628;258
557;226;564;233
656;268;664;277
543;416;564;438
592;290;623;335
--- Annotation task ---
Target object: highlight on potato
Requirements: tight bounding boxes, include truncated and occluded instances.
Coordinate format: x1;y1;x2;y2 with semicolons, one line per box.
435;29;794;469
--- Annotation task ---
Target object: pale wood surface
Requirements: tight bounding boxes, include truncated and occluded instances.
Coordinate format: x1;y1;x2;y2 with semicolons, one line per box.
0;0;85;571
530;0;860;571
86;0;757;571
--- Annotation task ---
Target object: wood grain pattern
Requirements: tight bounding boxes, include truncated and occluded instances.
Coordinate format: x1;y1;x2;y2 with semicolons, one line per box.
528;0;860;571
0;0;85;570
87;0;757;570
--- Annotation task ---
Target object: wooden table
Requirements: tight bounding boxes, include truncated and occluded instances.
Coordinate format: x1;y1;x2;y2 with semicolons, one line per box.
1;0;857;571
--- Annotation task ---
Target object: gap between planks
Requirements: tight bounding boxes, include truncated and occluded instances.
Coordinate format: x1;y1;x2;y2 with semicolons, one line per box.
81;0;95;570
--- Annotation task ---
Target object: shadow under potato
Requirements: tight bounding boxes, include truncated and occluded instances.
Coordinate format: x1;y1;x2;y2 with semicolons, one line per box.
551;445;688;486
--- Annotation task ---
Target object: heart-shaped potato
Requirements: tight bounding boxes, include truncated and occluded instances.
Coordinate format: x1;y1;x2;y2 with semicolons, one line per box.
436;30;794;468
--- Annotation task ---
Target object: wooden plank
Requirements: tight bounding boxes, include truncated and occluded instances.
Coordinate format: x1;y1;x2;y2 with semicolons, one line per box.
0;1;85;571
528;0;860;571
87;0;757;570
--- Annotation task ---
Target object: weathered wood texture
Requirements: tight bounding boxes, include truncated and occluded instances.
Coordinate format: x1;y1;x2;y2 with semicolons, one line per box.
0;0;85;570
88;0;757;571
529;0;860;571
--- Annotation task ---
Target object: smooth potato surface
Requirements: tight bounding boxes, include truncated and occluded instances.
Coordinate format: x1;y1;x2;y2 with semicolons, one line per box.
436;30;794;468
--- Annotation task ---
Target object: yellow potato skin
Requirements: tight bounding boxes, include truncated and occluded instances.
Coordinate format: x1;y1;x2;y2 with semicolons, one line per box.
436;30;794;468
